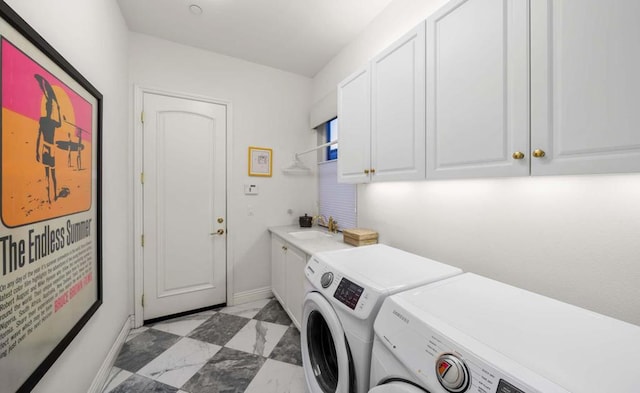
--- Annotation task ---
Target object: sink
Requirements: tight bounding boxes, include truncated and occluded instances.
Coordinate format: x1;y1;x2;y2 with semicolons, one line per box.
288;230;332;240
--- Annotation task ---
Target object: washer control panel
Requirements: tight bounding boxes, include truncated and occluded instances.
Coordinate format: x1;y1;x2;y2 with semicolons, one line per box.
333;277;364;310
320;272;334;288
305;256;378;318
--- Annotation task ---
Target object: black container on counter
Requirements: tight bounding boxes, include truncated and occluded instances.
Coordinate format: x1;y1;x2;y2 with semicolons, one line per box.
299;214;312;227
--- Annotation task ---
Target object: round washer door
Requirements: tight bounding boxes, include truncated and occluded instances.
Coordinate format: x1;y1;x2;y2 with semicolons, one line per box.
368;381;429;393
302;292;352;393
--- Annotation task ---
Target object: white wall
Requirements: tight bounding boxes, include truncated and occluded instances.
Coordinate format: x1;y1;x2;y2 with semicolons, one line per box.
128;33;317;297
312;0;449;103
4;0;131;392
312;0;640;326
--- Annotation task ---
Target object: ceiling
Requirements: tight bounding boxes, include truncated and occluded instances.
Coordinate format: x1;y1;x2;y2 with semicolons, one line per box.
116;0;395;77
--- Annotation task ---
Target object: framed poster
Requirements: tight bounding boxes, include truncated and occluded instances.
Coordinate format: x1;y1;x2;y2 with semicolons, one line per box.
248;146;272;177
0;2;103;392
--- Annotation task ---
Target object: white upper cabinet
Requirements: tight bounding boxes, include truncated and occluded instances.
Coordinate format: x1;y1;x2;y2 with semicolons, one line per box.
428;0;640;179
426;0;530;179
338;22;426;183
338;67;371;183
530;0;640;175
371;22;426;182
341;0;640;181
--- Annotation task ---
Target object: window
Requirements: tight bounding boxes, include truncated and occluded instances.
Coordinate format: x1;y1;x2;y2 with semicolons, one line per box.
318;118;356;231
327;118;338;161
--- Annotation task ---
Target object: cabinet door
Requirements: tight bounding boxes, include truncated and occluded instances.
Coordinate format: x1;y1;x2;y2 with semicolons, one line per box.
338;67;372;183
531;0;640;175
372;22;426;182
270;236;286;303
426;0;530;179
285;245;307;329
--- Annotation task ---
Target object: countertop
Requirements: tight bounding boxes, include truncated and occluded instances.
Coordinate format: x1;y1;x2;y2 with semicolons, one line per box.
268;225;353;256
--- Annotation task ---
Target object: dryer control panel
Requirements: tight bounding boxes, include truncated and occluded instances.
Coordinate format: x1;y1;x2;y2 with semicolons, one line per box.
373;298;571;393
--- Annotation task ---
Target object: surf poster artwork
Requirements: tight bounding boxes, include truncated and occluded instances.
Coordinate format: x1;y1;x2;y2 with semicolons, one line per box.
0;6;102;390
1;38;93;228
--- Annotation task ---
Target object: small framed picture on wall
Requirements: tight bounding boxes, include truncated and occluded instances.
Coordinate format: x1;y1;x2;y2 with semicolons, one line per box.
248;146;272;177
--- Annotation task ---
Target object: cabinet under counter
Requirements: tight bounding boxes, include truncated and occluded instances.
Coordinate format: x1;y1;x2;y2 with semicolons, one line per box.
268;226;351;329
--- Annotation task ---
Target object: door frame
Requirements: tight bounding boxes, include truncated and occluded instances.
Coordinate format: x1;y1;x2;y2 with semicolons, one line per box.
133;85;234;328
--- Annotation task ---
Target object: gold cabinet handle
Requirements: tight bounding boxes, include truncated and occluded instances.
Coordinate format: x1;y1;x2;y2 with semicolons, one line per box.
512;151;525;160
210;228;225;235
370;168;376;174
364;169;370;174
532;149;546;158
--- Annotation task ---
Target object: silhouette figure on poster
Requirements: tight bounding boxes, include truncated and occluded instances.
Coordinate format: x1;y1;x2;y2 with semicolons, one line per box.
67;132;72;167
76;127;82;170
57;116;85;171
34;74;61;203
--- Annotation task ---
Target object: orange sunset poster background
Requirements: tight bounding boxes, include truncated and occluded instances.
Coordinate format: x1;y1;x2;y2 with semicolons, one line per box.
1;38;93;228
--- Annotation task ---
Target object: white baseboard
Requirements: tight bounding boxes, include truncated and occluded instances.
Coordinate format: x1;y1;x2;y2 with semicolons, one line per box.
232;286;273;306
88;315;133;393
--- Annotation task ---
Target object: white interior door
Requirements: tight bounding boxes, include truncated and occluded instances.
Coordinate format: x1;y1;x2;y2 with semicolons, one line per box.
143;92;227;320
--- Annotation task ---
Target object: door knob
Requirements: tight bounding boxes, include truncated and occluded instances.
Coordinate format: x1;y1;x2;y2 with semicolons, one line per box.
210;229;225;236
532;149;546;158
512;151;525;160
364;169;370;174
217;217;224;223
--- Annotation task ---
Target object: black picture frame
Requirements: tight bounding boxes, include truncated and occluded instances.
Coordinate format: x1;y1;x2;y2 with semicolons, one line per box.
0;2;102;392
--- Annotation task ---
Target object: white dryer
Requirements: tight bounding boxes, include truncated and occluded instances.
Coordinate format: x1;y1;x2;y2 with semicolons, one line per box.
302;244;462;393
370;273;640;393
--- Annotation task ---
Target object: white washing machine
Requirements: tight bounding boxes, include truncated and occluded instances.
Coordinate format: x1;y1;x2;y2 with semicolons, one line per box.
302;244;462;393
370;273;640;393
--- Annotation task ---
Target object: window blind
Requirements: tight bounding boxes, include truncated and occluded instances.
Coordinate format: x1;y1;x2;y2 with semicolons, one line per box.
318;160;356;231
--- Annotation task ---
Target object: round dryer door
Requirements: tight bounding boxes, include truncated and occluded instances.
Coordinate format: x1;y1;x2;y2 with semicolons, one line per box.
369;381;428;393
302;292;354;393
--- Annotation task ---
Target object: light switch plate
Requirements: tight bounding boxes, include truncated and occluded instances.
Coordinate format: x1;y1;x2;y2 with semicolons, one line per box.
244;184;258;195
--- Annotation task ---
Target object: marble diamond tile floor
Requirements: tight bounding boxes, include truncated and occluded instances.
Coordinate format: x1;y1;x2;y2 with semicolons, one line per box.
102;298;305;393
